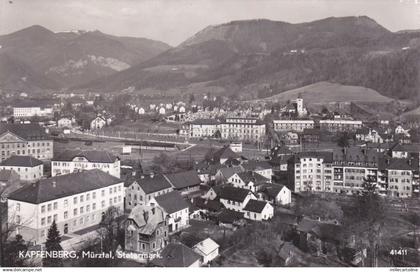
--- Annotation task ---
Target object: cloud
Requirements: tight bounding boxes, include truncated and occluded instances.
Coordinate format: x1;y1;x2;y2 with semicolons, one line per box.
120;7;138;16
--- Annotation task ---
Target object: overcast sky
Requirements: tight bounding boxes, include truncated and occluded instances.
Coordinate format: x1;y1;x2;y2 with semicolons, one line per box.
1;0;420;46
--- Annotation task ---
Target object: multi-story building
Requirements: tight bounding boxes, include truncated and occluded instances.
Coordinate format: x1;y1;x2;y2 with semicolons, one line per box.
319;120;362;132
0;123;53;162
125;174;173;210
331;148;380;194
288;152;333;192
219;117;266;141
7;169;124;245
379;157;419;198
13;101;54;119
189;119;220;138
125;205;169;254
273;120;315;132
0;155;43;181
51;150;120;178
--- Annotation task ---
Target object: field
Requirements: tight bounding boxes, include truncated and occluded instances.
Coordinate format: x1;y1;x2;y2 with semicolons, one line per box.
261;81;393;104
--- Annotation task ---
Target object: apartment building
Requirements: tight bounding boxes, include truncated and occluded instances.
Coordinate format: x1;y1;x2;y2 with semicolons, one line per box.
7;169;124;245
319;120;362;132
0;155;43;181
289;152;334;192
0;123;53;162
13;101;54;119
273;120;315;132
51;150;120;178
189;119;220;138
219;117;266;141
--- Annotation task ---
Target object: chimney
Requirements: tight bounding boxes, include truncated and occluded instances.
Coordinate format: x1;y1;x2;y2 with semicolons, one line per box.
143;210;149;223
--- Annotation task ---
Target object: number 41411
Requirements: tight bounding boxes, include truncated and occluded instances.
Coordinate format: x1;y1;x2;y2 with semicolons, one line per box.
390;249;408;255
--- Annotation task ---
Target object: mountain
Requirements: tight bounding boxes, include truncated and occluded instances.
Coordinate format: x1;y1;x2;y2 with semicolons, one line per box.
0;25;171;91
77;16;420;101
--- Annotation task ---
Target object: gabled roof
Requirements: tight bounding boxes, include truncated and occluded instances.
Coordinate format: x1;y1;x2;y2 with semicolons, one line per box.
127;205;165;235
192;197;223;212
0;156;43;167
236;171;270;186
0;123;50;141
217;166;244;179
8;169;122;204
207;146;239;163
193;238;219;256
378;157;419;171
165;171;201;190
241;160;272;171
259;183;288;199
152;243;201;267
332;147;379;163
218;186;253;202
243;199;270;213
129;174;172;194
53;150;118;163
153;191;189;214
217;208;244;224
392;143;420;153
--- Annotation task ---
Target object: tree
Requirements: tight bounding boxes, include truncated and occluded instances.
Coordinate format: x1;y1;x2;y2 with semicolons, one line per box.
337;132;350;148
43;220;63;267
188;94;195;104
2;234;28;267
294;196;343;222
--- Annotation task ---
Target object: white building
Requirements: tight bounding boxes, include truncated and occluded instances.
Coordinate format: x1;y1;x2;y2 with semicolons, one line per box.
0;156;43;181
149;191;190;234
90;116;107;130
138;107;145;115
51;150;120;178
273;120;314;132
219;117;266;141
319;120;362;132
13;102;54;119
217;186;256;212
57;118;73;128
158;107;166;115
243;200;274;221
192;238;219;265
189;119;220;138
258;183;292;205
7;170;124;245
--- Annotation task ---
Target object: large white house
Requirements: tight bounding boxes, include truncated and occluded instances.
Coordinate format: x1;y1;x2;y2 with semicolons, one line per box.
7;170;124;245
13;101;54;119
243;199;274;221
51;150;120;178
273;120;315;132
0;155;43;181
219;117;266;141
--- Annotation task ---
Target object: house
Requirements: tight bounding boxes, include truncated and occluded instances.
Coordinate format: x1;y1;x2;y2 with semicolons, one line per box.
243;199;274;221
138;107;145;115
125;205;168;254
217;186;256;212
178;106;186;113
241;160;273;181
227;171;270;193
51;150;121;178
258;183;292;205
125;174;173;209
149;191;190;233
206;146;240;165
57;118;73;128
190;197;223;220
214;166;244;183
165;170;202;195
13;100;54;119
0;155;43;181
192;238;219;265
90;116;107;130
158;107;166;115
216;208;246;229
7;169;124;245
355;127;385;144
0;123;53;162
151;242;201;267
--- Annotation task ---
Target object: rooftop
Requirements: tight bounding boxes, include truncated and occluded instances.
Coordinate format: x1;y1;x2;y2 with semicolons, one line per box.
243;199;269;213
53;150;118;163
0;155;43;167
153;191;189;214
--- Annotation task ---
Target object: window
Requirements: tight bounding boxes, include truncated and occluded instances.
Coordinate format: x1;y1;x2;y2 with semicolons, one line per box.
16;203;20;212
109;198;112;206
41;205;46;213
101;200;105;208
92;203;96;210
79;217;84;224
73;208;77;216
86;205;90;212
64;211;68;219
47;203;52;212
64;200;68;208
101;190;105;197
73;197;77;205
80;195;84;202
109;188;112;194
80;207;84;214
53;214;57;222
47;216;52;224
92;192;96;199
53;202;58;210
41;217;46;226
41;230;45;237
86;193;90;201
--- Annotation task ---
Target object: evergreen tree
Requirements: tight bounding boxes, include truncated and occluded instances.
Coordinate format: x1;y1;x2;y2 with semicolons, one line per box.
3;234;28;267
43;220;63;267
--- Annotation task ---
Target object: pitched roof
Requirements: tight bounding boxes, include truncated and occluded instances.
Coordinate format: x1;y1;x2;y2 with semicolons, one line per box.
8;169;122;204
207;146;239;162
0;156;43;167
192;197;223;212
259;183;288;199
127;205;165;235
294;151;333;163
133;174;172;194
378;157;419;171
190;119;220;126
217;166;244;179
53;150;118;163
218;186;253;202
152;243;201;267
193;238;219;256
165;170;201;190
392;143;420;153
332;147;379;163
236;171;270;186
0;123;50;141
217;208;244;224
243;199;269;213
0;169;18;182
153;191;189;214
241;160;272;171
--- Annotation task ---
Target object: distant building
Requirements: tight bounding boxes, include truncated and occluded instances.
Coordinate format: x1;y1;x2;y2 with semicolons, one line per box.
227;171;270;193
125;205;169;254
0;123;53;162
192;238;219;265
273;120;314;132
219;117;265;141
243;199;274;221
158;107;166;115
7;170;124;245
0;156;43;181
217;186;256;212
319;120;362;132
13;100;54;119
258;183;292;205
90;116;107;130
57;118;72;128
152;243;201;267
189;119;220;138
51;150;121;178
